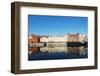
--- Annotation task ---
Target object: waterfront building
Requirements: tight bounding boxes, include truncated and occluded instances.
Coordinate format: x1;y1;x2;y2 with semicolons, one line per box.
28;33;87;44
28;34;40;47
67;33;80;42
40;36;49;42
28;34;40;43
67;33;87;42
40;35;68;42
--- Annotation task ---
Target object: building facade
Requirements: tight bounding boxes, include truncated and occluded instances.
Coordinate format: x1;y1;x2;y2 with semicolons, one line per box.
28;34;40;43
28;33;87;44
28;34;40;48
67;33;80;42
40;35;68;42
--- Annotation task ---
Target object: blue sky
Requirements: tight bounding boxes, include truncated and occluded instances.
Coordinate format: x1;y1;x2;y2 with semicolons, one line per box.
28;15;88;36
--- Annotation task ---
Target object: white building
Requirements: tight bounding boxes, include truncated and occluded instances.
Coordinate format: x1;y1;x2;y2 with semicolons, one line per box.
40;33;87;43
40;35;68;42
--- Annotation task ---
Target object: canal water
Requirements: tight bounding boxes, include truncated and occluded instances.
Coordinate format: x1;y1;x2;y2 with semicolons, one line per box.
28;46;88;61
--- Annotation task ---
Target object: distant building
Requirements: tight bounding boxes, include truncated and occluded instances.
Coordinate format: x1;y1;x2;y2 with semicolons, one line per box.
40;35;68;42
67;33;87;42
67;33;80;42
28;33;87;43
28;34;40;43
40;36;49;42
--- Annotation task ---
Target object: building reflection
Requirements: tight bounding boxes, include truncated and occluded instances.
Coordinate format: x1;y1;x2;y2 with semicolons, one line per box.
68;47;80;55
28;47;40;54
40;47;68;53
28;46;87;56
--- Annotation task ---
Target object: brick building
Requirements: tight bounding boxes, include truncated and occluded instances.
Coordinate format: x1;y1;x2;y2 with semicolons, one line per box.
28;34;40;43
67;33;80;42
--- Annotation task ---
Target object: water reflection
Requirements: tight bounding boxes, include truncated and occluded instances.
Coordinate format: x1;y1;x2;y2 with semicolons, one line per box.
40;47;68;53
28;46;88;61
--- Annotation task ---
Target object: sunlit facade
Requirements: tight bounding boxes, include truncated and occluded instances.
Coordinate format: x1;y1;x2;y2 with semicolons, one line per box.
28;33;88;44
